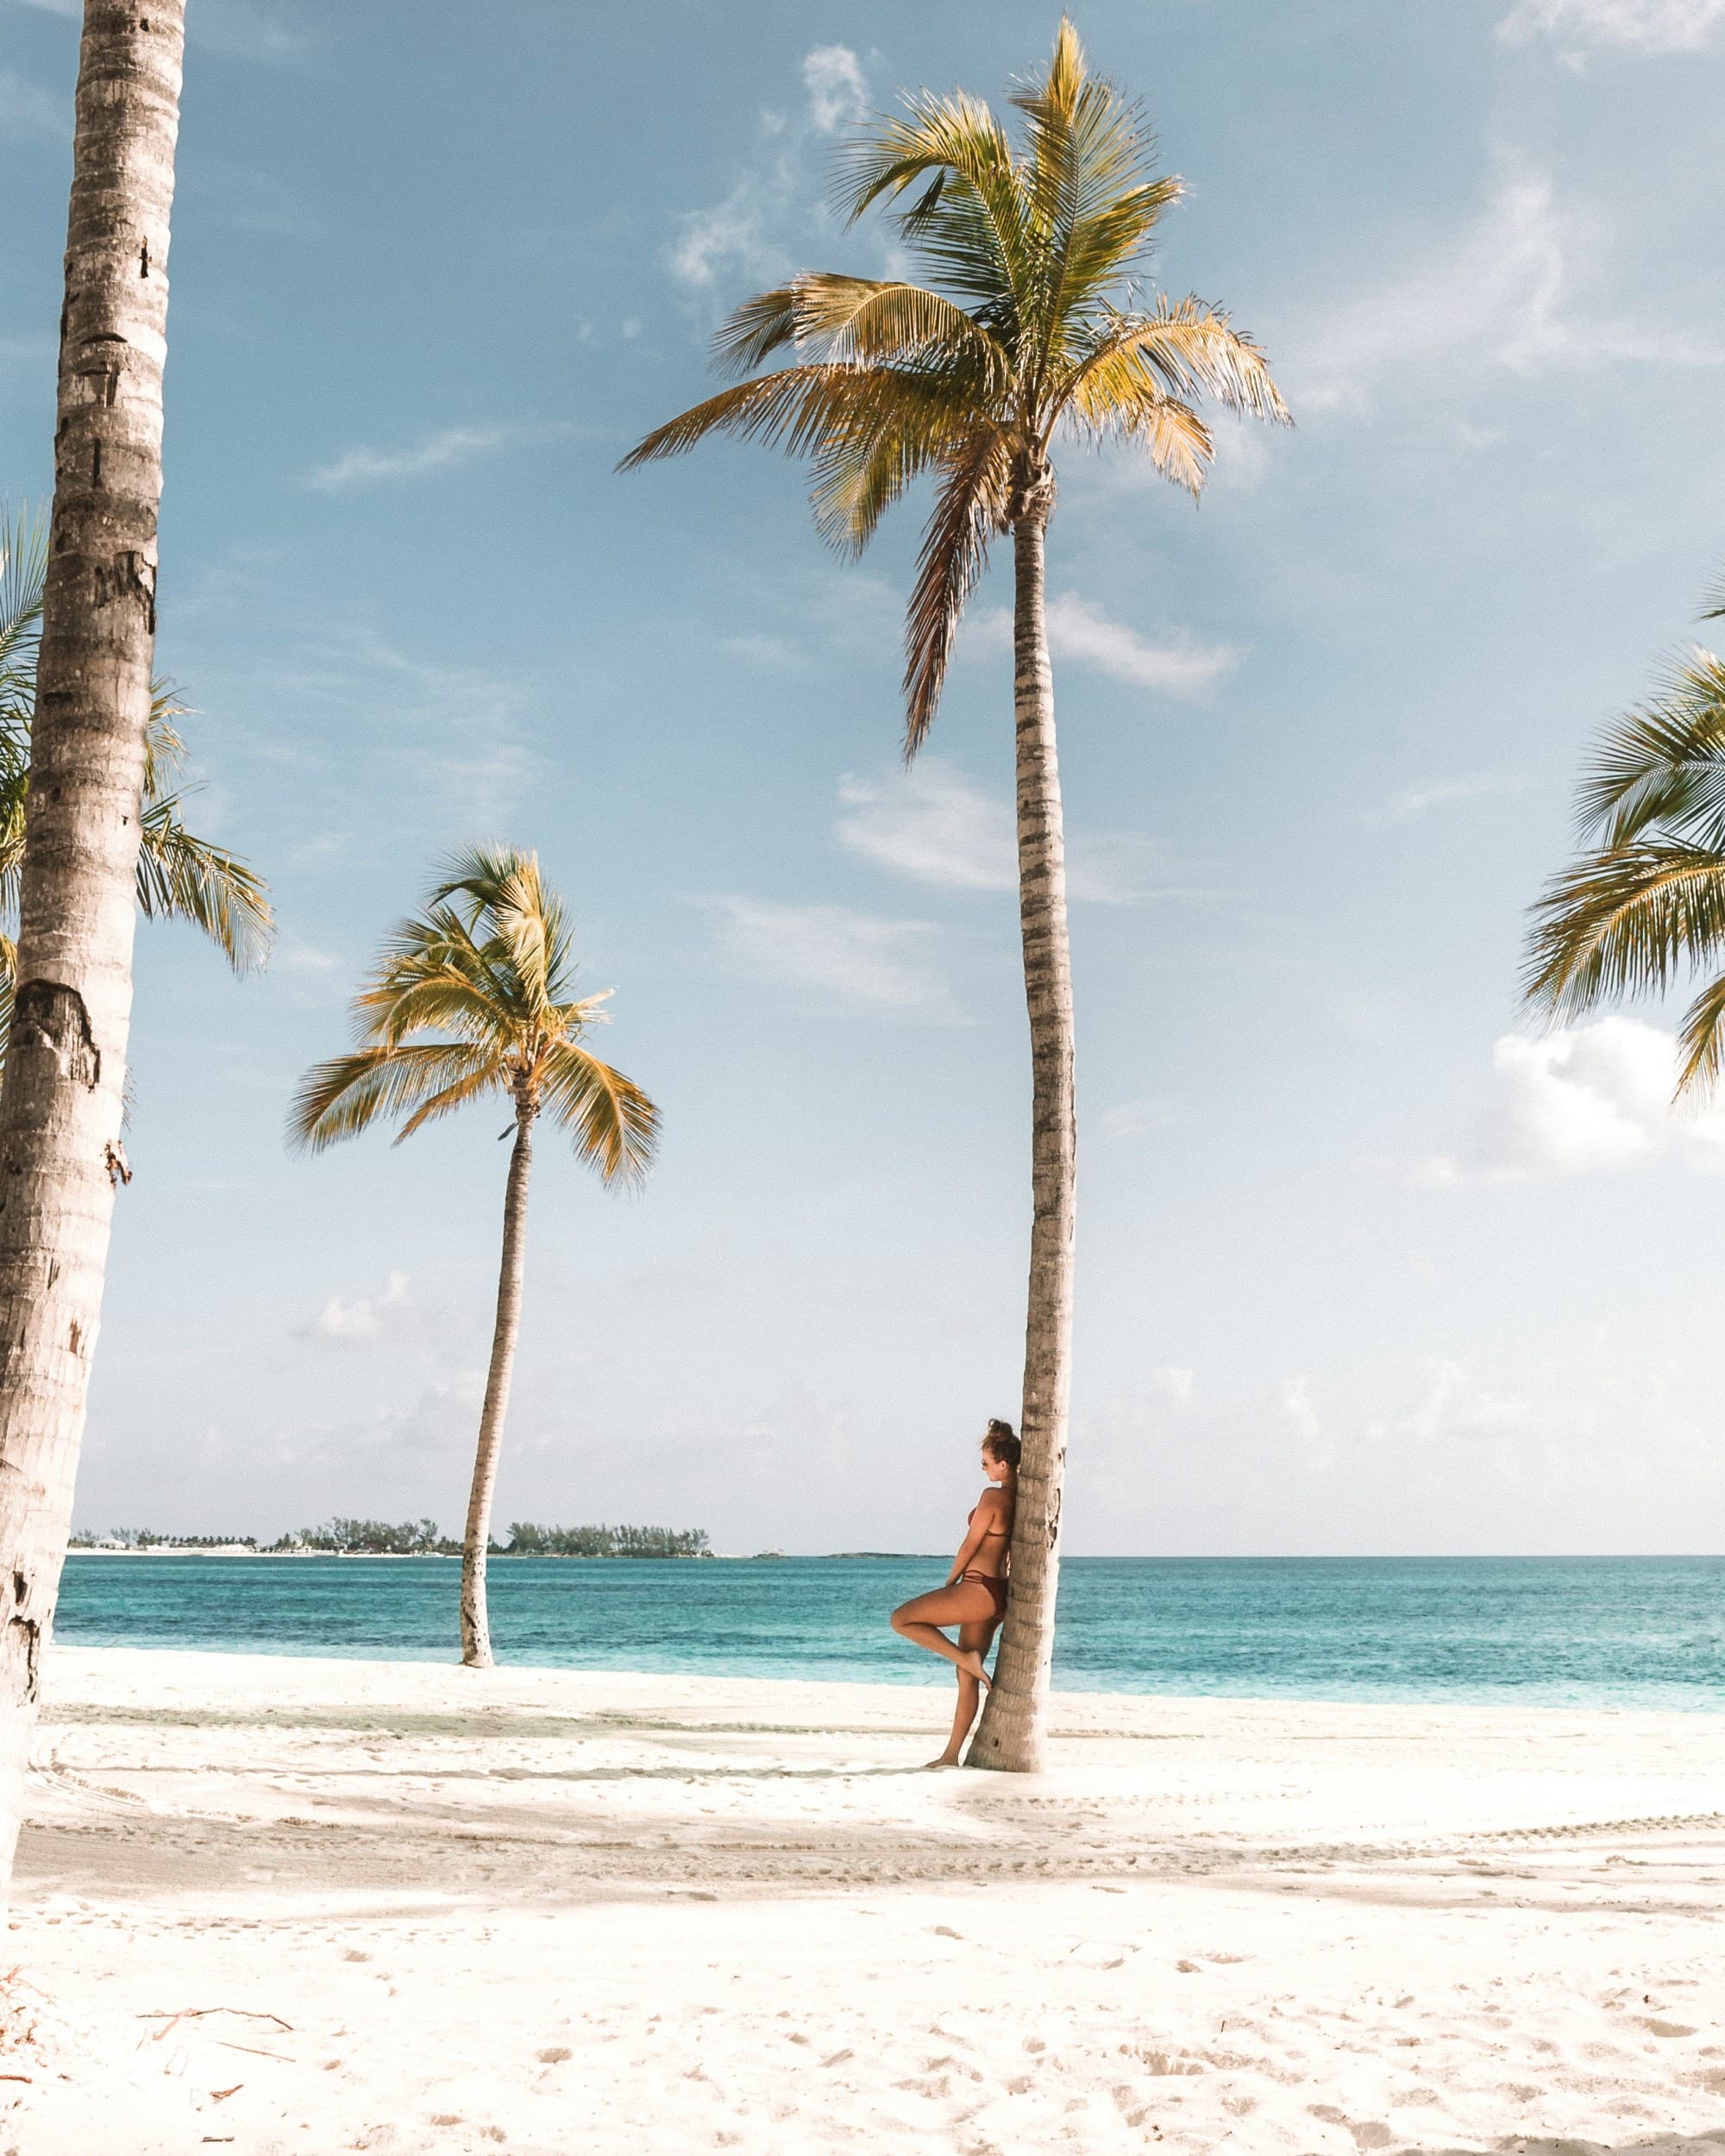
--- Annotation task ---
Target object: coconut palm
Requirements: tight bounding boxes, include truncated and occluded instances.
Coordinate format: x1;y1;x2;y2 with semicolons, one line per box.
288;848;660;1668
0;506;275;1054
0;3;188;1902
1525;630;1725;1091
622;20;1287;1770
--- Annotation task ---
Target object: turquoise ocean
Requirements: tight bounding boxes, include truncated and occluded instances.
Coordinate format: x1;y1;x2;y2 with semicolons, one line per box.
53;1553;1725;1708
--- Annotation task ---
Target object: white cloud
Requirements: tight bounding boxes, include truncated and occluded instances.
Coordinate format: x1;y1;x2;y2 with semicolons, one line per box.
0;67;67;140
670;191;775;291
1151;1366;1195;1404
724;632;801;668
306;423;566;492
711;897;957;1018
1374;775;1526;823
970;593;1238;698
1499;0;1725;52
836;760;1197;908
1415;1017;1725;1186
1100;1097;1179;1141
1298;170;1725;411
802;45;868;134
1372;1359;1536;1444
669;46;870;291
837;762;1015;893
297;1271;423;1345
1282;1376;1323;1441
279;941;338;972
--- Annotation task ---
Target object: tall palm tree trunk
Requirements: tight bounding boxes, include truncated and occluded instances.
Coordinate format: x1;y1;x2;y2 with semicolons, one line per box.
460;1098;536;1668
0;3;185;1889
969;485;1076;1775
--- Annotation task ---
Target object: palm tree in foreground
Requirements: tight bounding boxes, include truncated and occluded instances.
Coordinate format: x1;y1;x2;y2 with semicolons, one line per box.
1525;587;1725;1090
289;848;660;1668
0;2;187;1907
623;20;1288;1769
1;506;274;1054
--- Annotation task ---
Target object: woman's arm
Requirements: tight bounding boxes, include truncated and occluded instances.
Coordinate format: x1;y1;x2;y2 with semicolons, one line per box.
945;1514;986;1588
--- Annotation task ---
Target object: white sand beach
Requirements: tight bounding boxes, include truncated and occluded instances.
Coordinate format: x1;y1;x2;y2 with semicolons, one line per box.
7;1647;1725;2154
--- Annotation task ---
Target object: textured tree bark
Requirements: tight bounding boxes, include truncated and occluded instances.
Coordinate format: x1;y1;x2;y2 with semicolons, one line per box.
460;1100;536;1668
0;3;185;1890
968;495;1076;1775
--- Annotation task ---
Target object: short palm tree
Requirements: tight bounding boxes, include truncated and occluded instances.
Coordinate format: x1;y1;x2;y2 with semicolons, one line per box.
288;847;660;1668
623;20;1287;1770
1525;587;1725;1090
0;505;273;1050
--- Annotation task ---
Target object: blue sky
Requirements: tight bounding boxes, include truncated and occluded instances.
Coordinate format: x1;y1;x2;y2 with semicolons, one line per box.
4;0;1725;1553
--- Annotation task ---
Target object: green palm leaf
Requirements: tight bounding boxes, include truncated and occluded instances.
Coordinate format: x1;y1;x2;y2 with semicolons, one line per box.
136;788;273;973
1525;643;1725;1098
288;845;660;1182
1572;650;1725;850
0;511;273;1023
623;18;1287;751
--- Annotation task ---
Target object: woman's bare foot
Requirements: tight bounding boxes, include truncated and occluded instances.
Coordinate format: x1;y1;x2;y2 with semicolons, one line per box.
956;1649;991;1693
924;1753;963;1769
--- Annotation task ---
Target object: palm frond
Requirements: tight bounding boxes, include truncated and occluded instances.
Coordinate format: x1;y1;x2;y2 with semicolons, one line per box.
1074;389;1213;494
833;90;1032;326
620;363;967;476
904;430;1013;754
143;680;191;800
392;1057;515;1143
1061;300;1290;431
135;793;274;974
291;848;659;1176
804;373;986;555
1013;22;1181;361
1675;965;1725;1094
1701;570;1725;623
1573;649;1725;850
624;29;1289;755
0;504;47;744
538;1039;661;1185
0;748;26;927
714;275;1007;380
288;1041;507;1153
425;845;576;1023
1522;843;1725;1018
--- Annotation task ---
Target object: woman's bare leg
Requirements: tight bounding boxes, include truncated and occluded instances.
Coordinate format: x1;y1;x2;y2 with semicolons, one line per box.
891;1583;996;1693
930;1619;996;1766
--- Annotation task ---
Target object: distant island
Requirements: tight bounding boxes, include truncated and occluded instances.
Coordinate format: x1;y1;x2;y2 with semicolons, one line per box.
70;1518;712;1559
68;1524;951;1561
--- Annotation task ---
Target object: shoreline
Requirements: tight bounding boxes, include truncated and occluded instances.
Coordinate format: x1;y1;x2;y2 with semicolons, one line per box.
32;1633;1724;1716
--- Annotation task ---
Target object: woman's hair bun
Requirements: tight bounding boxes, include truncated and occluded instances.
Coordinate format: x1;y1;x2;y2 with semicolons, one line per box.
983;1418;1021;1468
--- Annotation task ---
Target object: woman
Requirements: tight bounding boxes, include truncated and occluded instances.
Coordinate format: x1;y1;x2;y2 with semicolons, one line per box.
890;1419;1019;1768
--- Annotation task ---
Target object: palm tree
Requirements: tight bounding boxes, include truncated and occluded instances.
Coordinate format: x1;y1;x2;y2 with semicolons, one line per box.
289;848;660;1668
0;2;188;1902
0;506;273;1055
1525;612;1725;1090
622;20;1287;1770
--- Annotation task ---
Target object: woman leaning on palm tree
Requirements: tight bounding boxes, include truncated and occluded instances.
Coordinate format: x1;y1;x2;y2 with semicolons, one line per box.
624;21;1287;1769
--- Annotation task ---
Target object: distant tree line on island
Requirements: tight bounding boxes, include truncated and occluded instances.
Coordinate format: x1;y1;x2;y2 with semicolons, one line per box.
71;1519;711;1558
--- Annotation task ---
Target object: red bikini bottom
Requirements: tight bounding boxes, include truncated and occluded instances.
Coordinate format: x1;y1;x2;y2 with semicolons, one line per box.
962;1570;1007;1619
